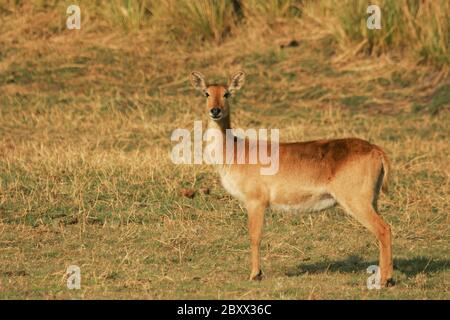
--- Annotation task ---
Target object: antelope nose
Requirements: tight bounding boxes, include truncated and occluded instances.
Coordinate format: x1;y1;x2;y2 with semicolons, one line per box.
210;108;221;117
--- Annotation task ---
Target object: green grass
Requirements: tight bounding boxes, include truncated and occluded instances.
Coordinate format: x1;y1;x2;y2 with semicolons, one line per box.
304;0;449;67
0;2;449;300
412;83;450;115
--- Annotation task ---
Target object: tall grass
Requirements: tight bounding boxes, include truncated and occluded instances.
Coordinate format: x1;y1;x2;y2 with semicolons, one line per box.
149;0;303;42
0;0;448;66
108;0;152;31
303;0;449;67
150;0;242;43
243;0;302;26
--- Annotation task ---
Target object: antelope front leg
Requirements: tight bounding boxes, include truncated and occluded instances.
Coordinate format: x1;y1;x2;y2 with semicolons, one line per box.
246;200;266;281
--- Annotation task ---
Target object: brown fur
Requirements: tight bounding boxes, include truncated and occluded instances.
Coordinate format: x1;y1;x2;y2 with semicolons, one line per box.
190;71;394;286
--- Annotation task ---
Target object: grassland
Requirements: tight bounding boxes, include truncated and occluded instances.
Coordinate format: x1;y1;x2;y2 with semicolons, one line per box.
0;1;449;299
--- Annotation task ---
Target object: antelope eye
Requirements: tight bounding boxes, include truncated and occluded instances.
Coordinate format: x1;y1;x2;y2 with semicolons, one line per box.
224;92;231;98
204;92;210;97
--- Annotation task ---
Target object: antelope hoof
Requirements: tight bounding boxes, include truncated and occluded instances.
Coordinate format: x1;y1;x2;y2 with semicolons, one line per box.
249;270;263;281
384;278;396;287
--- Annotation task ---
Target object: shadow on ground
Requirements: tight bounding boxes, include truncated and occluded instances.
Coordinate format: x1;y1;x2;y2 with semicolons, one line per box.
285;255;449;277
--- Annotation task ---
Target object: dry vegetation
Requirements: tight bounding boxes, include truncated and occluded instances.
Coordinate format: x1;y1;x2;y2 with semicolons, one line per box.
0;0;449;299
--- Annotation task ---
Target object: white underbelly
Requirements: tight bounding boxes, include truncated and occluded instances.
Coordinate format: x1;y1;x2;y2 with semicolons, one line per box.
271;198;337;213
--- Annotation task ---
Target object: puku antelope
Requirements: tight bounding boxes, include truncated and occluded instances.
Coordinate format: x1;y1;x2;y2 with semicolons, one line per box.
189;71;394;287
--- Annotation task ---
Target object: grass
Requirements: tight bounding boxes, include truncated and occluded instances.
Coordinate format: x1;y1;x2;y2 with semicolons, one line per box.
302;0;450;68
0;2;449;299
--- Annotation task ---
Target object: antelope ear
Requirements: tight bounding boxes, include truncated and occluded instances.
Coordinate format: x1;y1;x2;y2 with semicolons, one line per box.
228;71;245;94
190;71;207;92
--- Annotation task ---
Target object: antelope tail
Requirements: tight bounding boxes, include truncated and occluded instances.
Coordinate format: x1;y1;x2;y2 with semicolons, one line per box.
376;147;391;194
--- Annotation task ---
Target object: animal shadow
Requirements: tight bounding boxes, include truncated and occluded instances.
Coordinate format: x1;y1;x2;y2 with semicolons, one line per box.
285;255;449;277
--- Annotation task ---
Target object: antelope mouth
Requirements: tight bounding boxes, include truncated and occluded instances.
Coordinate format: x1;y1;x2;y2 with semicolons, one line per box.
209;113;223;121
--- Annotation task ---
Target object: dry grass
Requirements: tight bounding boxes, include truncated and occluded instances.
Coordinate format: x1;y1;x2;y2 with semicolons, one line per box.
302;0;450;67
0;2;449;299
